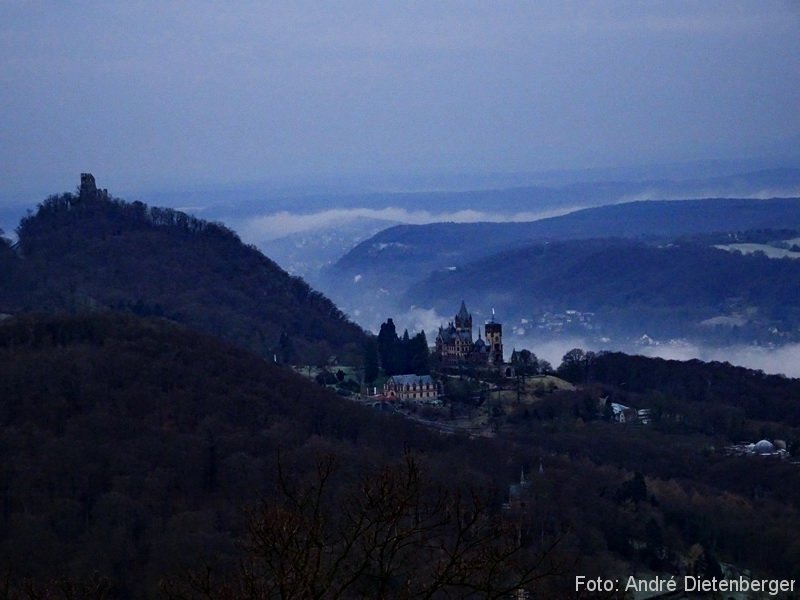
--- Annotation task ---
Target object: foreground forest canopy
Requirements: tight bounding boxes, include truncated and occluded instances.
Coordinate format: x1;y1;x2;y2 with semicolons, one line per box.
0;176;367;364
0;313;560;598
2;313;800;598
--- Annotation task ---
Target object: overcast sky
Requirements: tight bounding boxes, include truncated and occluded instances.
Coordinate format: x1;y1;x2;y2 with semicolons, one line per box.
1;1;798;200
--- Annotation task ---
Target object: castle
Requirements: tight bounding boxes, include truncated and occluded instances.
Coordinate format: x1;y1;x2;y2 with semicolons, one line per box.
435;301;504;366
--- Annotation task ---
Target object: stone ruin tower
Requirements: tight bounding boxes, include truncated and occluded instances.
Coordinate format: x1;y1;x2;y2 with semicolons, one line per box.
78;173;109;202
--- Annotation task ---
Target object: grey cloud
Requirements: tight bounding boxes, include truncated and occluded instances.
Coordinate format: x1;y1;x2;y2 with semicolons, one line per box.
1;2;798;194
237;206;580;242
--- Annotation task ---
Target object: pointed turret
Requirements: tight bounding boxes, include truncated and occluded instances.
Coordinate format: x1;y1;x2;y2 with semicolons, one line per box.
458;300;469;321
454;300;472;331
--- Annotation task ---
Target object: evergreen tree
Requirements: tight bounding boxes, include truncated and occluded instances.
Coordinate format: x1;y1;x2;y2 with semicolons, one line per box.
401;329;412;372
363;338;379;384
278;331;295;364
377;319;400;375
377;320;429;375
408;331;430;374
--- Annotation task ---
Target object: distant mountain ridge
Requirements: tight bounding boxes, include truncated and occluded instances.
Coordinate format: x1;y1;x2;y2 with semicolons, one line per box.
319;197;800;336
136;166;800;221
408;238;800;343
324;197;800;289
0;175;368;362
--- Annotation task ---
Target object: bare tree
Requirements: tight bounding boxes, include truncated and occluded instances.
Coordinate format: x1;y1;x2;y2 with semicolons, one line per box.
164;453;564;599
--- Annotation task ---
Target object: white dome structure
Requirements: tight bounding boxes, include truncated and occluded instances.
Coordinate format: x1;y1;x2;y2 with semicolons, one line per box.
753;440;776;455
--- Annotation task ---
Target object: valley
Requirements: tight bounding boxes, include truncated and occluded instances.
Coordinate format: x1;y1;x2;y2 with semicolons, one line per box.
276;196;800;377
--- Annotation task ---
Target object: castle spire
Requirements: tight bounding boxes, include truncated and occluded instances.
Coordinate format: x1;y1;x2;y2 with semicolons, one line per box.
454;300;472;332
458;300;469;321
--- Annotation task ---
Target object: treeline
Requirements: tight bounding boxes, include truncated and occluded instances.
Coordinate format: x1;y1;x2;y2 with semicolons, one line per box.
19;191;240;247
376;318;430;376
510;348;553;375
561;350;800;428
550;347;800;444
409;238;800;342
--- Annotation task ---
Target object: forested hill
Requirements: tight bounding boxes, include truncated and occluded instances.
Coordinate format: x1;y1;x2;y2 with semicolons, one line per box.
588;351;800;427
0;177;368;363
408;238;800;342
0;312;501;597
4;316;800;594
324;197;800;292
0;311;562;598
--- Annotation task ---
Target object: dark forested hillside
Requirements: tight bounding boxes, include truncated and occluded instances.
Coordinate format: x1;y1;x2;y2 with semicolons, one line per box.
326;197;800;286
408;238;800;341
0;234;17;295
555;349;800;432
0;177;367;362
319;197;800;332
0;313;526;597
3;316;800;596
588;352;800;427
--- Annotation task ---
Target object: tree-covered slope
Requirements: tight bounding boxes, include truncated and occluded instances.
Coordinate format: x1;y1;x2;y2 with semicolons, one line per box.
407;238;800;341
322;198;800;309
4;314;800;595
0;179;367;362
0;312;501;597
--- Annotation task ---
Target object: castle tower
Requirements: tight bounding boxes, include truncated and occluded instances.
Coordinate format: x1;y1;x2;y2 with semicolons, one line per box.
485;308;503;365
79;173;98;201
454;300;472;334
450;301;473;360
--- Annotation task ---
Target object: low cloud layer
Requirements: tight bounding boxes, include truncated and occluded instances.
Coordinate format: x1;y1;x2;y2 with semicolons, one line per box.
238;206;580;242
617;187;800;204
